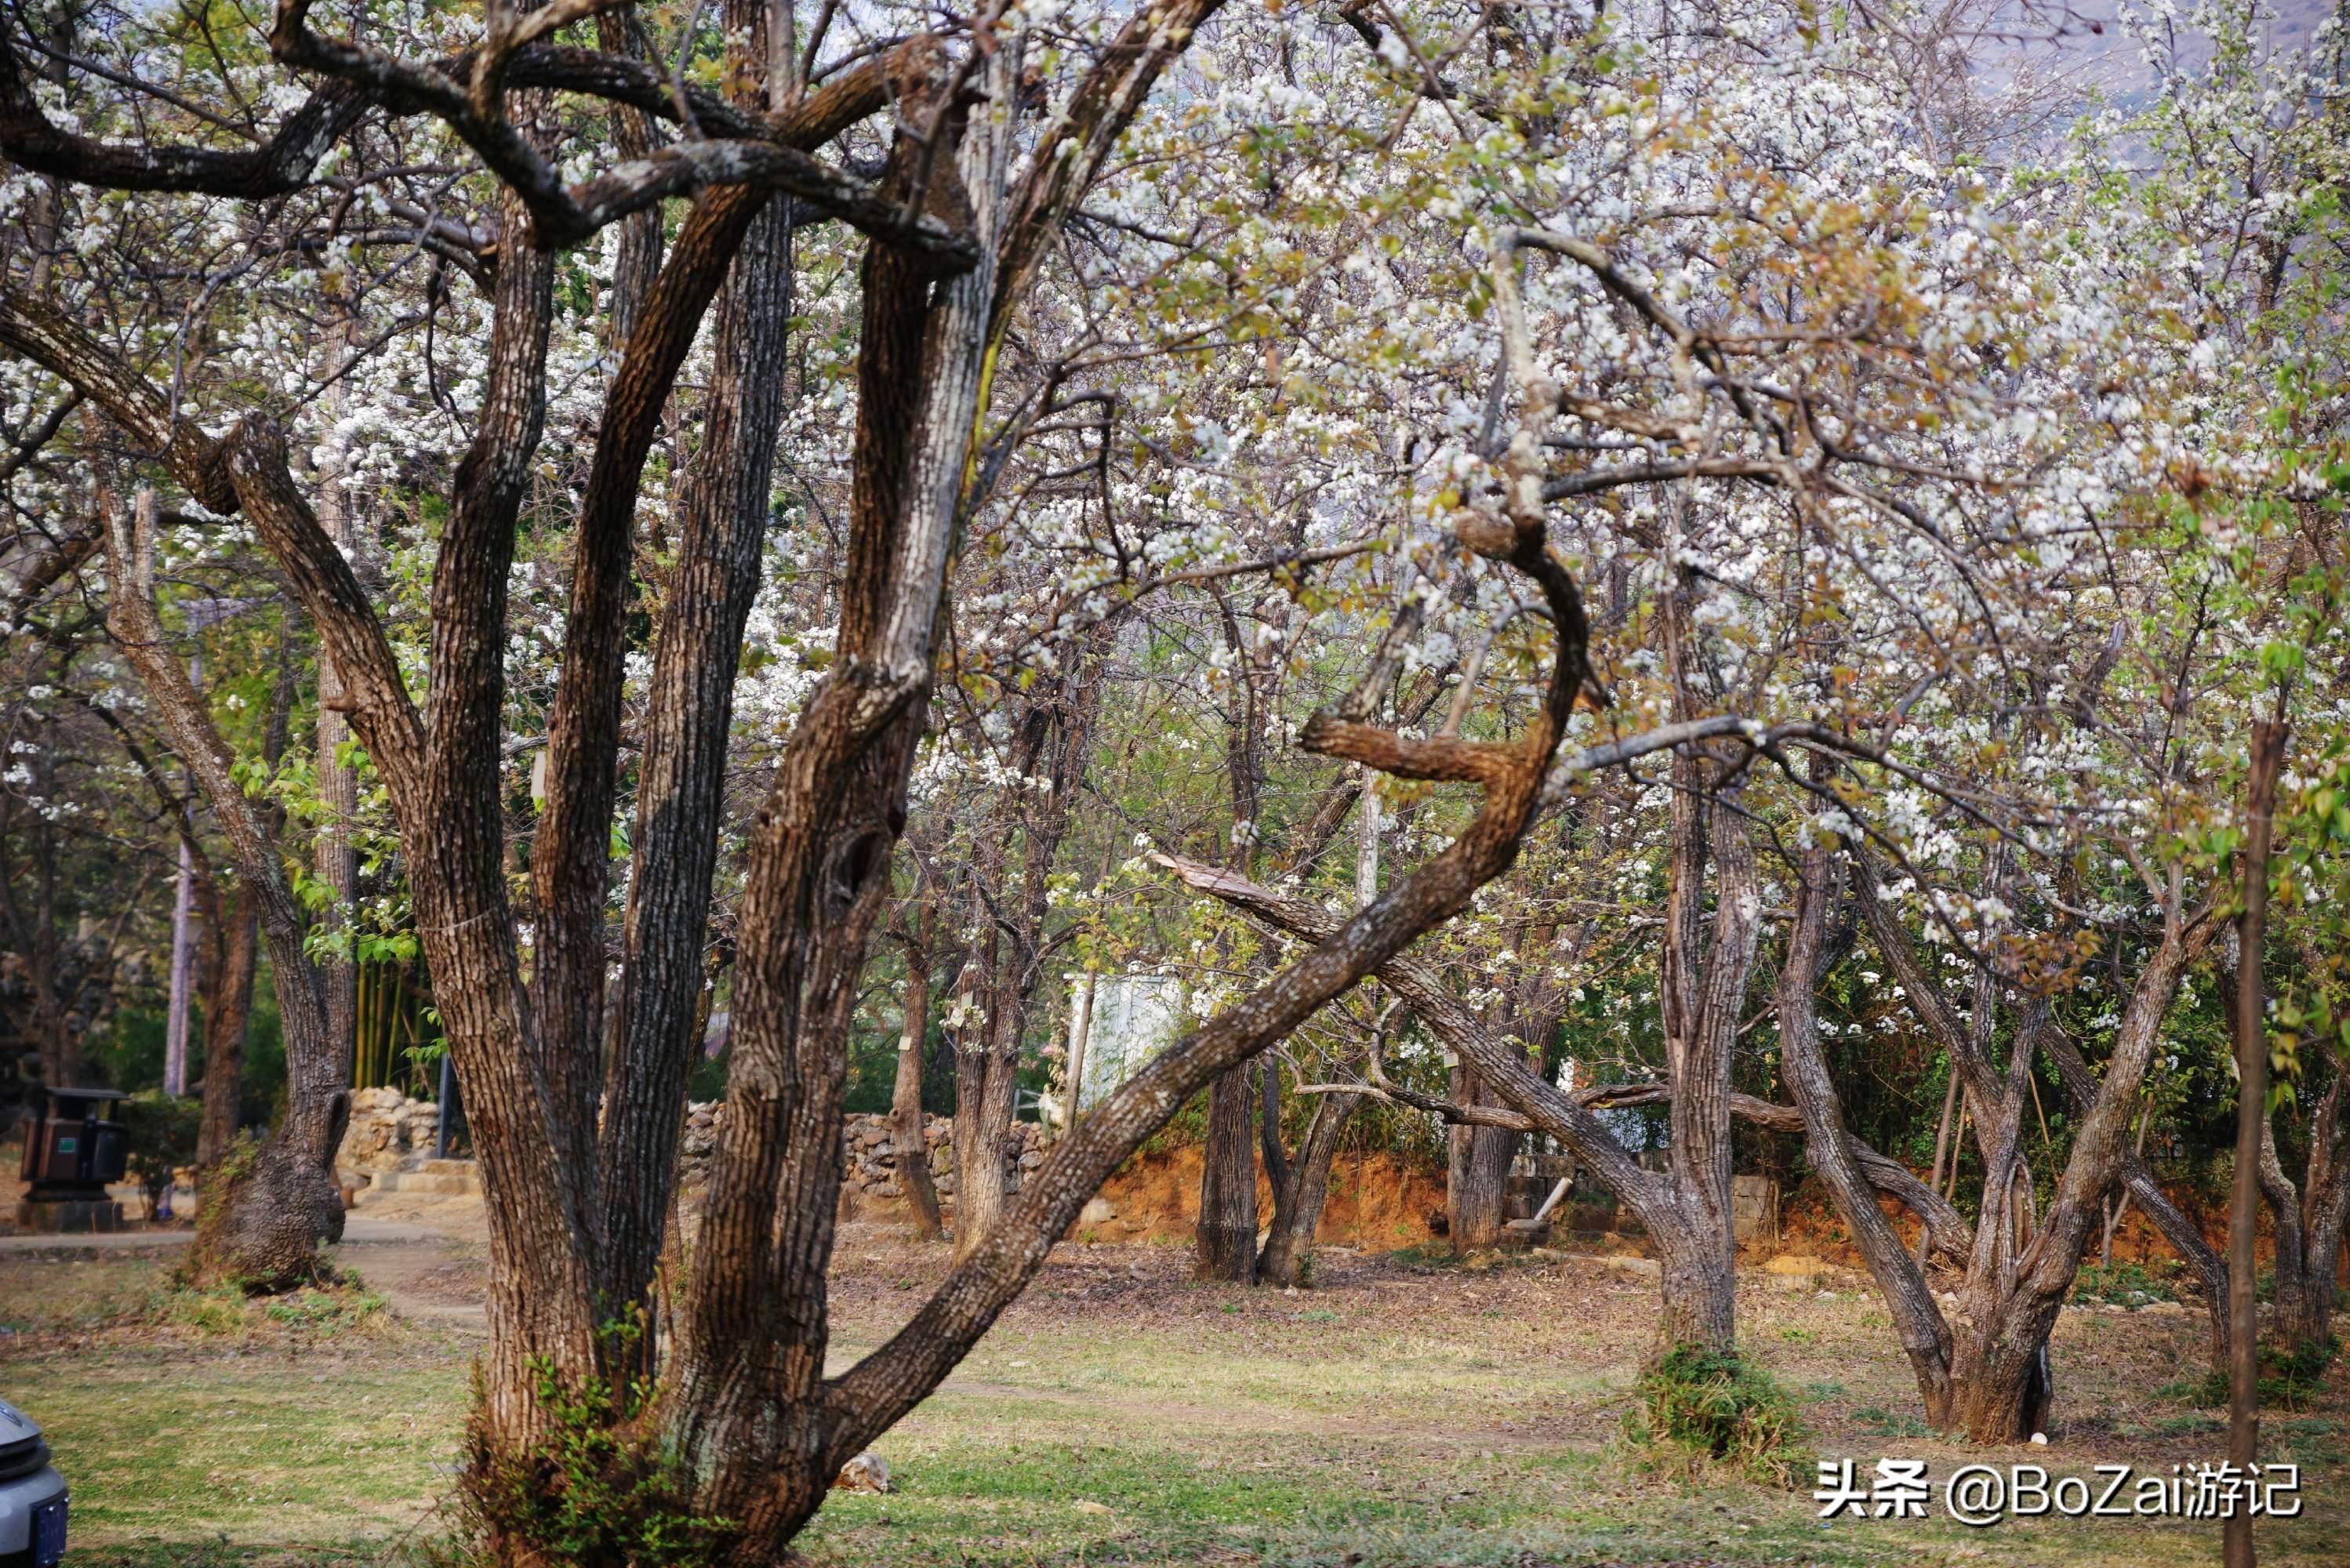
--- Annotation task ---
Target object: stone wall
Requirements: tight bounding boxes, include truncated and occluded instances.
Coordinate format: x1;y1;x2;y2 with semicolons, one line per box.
678;1104;1044;1206
336;1087;441;1176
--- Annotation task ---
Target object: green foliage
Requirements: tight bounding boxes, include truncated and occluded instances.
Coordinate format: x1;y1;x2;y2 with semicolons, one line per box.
2069;1260;2186;1308
117;1091;201;1207
454;1319;732;1568
149;1270;387;1338
1849;1404;1930;1439
2161;1334;2341;1410
1623;1345;1811;1487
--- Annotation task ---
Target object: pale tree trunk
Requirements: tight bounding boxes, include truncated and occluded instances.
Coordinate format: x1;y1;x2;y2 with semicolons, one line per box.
892;900;946;1240
1641;736;1758;1355
106;491;347;1287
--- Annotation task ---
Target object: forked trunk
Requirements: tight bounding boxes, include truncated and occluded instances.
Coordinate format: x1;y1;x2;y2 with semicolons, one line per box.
1947;1302;2054;1442
1258;1087;1355;1287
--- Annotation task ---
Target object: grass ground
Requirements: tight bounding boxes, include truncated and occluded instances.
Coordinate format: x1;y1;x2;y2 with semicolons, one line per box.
2;1223;2343;1566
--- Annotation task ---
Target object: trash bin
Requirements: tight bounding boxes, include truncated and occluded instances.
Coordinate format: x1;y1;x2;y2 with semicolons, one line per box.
16;1086;130;1232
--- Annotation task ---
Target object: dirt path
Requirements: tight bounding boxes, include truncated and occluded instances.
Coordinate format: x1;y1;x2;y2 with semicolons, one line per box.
0;1215;449;1254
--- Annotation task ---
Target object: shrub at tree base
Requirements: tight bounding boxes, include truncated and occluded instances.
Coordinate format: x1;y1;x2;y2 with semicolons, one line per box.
1625;1345;1811;1488
2170;1334;2342;1412
149;1266;387;1338
452;1345;732;1568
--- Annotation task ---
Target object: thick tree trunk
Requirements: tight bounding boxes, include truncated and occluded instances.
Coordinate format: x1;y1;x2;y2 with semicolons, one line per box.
1196;1065;1259;1282
194;885;258;1170
1447;1061;1520;1251
671;63;990;1547
1946;1315;2054;1441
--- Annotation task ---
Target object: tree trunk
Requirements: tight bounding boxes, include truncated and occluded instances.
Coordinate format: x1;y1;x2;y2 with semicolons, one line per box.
597;187;797;1332
1773;824;1956;1416
1197;1065;1259;1282
953;641;1106;1262
1447;1061;1520;1251
311;310;361;1095
2228;717;2286;1568
1259;1091;1355;1287
892;918;946;1240
670;59;997;1544
194;884;258;1170
1946;1315;2054;1442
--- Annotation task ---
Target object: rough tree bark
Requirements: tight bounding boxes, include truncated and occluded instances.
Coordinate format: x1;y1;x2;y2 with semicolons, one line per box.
0;8;1244;1559
2259;1050;2350;1360
1447;1057;1521;1250
191;875;257;1170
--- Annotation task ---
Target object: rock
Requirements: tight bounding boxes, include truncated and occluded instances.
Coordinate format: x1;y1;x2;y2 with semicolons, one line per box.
834;1452;892;1494
1018;1149;1044;1170
1080;1197;1117;1225
1072;1499;1113;1516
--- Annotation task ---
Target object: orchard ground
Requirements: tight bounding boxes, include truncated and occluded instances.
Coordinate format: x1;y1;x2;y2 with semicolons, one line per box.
1;1193;2344;1568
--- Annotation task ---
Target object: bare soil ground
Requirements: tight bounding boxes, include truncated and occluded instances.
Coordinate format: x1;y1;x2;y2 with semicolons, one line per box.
1;1200;2341;1566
